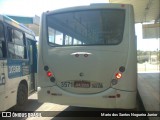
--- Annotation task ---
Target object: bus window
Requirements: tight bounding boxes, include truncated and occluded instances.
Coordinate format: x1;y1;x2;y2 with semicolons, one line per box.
13;29;24;45
55;31;63;45
47;9;125;46
48;27;63;45
48;27;55;43
73;38;82;45
65;35;72;45
7;28;27;59
0;22;4;58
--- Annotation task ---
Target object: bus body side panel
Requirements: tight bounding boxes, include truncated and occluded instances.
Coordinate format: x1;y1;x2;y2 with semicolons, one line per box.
4;59;30;110
113;7;137;107
113;6;137;108
113;5;137;91
39;87;136;109
0;60;5;111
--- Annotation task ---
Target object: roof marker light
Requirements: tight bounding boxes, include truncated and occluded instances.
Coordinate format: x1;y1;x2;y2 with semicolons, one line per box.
121;4;125;8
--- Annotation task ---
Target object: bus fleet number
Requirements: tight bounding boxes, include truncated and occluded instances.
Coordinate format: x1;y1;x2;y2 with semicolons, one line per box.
61;82;73;87
9;66;21;73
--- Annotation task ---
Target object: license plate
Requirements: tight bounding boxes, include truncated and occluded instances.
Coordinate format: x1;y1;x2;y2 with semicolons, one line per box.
74;81;90;88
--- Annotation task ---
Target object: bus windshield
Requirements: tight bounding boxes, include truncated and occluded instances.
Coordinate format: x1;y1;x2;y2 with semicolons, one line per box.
47;9;125;46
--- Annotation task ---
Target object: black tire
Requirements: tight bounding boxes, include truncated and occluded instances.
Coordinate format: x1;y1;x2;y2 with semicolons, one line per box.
17;83;28;106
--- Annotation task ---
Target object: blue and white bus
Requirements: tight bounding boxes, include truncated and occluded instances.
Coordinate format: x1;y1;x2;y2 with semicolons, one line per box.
0;14;37;111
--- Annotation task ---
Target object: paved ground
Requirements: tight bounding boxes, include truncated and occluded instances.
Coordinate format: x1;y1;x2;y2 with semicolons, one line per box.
138;73;160;111
138;72;160;120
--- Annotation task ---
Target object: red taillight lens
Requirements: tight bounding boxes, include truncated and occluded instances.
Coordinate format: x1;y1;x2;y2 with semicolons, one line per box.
47;71;52;77
115;73;122;79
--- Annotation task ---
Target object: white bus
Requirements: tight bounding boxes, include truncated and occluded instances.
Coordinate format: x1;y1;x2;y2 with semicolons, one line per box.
38;3;137;109
0;15;37;111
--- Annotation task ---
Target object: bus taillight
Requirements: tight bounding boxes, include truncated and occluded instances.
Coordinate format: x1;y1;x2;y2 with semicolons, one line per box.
115;73;122;79
47;71;53;77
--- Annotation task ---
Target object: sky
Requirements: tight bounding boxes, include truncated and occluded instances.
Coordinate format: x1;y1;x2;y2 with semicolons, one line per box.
0;0;159;51
0;0;109;16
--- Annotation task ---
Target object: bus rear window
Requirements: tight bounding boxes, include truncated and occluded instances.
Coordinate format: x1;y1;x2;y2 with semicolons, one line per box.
47;9;125;46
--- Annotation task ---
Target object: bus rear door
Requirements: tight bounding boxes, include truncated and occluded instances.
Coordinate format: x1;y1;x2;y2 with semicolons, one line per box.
27;38;37;93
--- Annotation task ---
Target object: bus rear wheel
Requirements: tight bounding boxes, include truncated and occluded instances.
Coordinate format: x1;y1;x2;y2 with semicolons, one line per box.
17;83;28;106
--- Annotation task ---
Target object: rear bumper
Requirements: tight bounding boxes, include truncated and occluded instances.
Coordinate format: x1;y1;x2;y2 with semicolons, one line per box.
38;86;137;109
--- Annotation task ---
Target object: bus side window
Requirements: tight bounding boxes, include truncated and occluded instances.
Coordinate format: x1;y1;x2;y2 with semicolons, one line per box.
64;35;72;45
48;27;63;46
7;27;27;59
0;22;5;58
7;28;15;58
